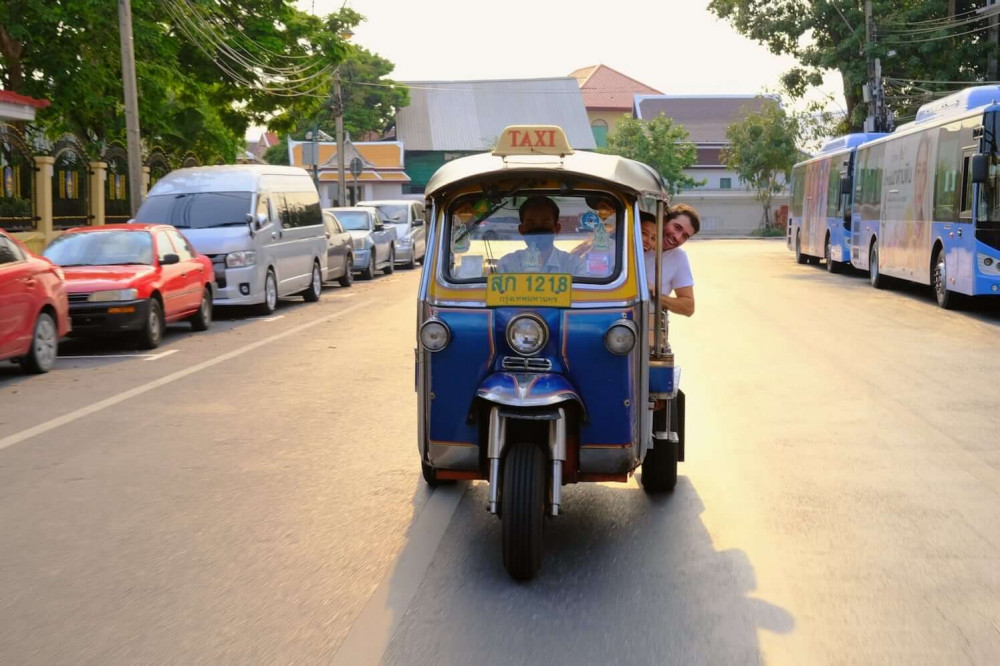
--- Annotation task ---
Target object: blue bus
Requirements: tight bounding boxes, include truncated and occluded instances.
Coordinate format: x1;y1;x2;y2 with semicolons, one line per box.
850;85;1000;308
788;133;886;272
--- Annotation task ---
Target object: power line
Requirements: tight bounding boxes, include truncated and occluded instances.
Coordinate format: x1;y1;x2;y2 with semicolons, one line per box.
880;6;982;27
880;13;987;35
882;22;996;44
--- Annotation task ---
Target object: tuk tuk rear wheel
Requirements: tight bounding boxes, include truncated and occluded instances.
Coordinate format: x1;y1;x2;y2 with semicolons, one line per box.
501;442;546;580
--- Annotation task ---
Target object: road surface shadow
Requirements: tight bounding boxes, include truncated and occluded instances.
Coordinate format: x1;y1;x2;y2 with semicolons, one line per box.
382;477;794;665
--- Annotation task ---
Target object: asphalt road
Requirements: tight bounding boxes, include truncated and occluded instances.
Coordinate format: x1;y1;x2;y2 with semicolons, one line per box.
3;240;1000;664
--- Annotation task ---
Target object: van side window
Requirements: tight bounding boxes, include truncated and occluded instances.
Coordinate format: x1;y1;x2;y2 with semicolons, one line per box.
300;191;322;227
277;194;297;228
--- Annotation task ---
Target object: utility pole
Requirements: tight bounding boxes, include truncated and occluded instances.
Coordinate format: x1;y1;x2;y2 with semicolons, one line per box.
981;0;1000;81
864;0;877;133
334;69;347;207
118;0;144;215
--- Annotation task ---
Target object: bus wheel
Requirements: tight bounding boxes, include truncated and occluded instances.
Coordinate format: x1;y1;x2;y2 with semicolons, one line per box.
825;236;841;274
869;243;886;289
795;232;807;264
933;249;956;309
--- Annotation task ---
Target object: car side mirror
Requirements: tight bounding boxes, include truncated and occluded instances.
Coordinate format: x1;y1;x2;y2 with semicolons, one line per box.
972;153;989;184
161;253;180;265
840;176;852;195
413;218;423;227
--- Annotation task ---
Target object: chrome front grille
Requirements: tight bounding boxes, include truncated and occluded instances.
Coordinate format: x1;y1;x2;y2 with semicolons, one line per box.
501;356;552;372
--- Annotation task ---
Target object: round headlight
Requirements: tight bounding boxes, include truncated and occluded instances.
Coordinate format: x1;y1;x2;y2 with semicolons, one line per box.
419;319;450;352
605;320;637;355
986;257;995;267
506;314;547;356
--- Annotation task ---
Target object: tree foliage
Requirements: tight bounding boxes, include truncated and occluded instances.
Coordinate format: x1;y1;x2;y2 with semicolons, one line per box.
708;0;992;131
0;1;367;161
723;101;801;228
600;114;702;195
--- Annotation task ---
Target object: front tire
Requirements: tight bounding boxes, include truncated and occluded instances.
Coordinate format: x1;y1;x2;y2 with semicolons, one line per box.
137;298;164;350
338;255;354;287
825;236;842;274
189;287;212;331
302;261;322;302
869;242;886;289
795;231;807;265
361;251;376;280
403;247;417;270
933;249;956;309
383;246;395;275
21;311;58;374
256;269;278;315
501;442;546;580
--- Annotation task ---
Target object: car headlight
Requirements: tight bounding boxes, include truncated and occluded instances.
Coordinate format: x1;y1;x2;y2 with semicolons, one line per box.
506;314;547;356
419;319;450;352
604;320;637;355
226;250;257;268
353;237;366;250
88;288;138;302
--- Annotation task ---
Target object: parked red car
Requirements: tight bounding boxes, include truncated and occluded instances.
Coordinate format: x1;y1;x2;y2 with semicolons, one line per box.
43;224;214;349
0;229;70;373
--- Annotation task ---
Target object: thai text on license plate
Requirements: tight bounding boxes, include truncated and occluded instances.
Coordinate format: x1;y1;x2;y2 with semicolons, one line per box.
486;273;572;307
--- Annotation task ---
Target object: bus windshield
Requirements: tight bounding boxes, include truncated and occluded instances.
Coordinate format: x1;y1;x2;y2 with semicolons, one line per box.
445;193;622;282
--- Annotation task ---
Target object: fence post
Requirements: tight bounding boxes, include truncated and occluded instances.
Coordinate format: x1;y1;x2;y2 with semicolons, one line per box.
89;161;107;226
142;165;150;197
33;155;55;247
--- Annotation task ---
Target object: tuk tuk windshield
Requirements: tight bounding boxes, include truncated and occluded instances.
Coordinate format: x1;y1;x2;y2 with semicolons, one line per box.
446;193;622;282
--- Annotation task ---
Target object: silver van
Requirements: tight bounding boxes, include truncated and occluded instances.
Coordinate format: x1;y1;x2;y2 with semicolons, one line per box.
357;199;427;269
135;166;327;314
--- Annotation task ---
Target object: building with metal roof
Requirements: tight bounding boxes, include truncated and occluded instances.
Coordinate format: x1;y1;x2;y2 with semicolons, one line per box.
395;78;595;193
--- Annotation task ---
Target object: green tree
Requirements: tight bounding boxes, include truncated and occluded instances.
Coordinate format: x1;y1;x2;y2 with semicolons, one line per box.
708;1;992;131
601;114;702;195
0;1;359;161
723;101;801;229
264;135;290;165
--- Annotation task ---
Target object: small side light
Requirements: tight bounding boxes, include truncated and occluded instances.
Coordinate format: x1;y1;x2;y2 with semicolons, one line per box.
419;319;451;352
605;320;637;355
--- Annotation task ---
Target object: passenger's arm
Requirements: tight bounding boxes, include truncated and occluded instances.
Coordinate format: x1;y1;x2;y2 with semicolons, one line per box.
659;286;695;317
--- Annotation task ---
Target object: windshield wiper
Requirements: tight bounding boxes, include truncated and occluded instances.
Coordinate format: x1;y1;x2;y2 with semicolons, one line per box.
452;180;529;246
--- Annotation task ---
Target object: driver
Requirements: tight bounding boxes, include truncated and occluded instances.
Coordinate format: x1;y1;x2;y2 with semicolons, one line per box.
497;196;585;274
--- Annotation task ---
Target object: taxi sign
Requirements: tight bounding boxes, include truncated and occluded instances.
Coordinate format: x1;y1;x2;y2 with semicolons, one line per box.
493;125;574;158
486;273;572;308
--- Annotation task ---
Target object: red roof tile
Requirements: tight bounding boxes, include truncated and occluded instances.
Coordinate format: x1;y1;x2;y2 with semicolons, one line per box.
570;64;661;111
0;90;50;109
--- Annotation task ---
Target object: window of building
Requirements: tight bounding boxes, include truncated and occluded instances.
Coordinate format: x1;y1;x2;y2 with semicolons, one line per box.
720;177;732;190
591;119;609;148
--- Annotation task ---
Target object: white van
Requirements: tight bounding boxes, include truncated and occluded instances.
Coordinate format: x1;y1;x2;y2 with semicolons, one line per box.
135;166;327;314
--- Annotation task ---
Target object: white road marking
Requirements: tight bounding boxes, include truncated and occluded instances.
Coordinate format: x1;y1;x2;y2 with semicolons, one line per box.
143;349;180;362
331;482;468;666
260;315;285;322
0;301;367;453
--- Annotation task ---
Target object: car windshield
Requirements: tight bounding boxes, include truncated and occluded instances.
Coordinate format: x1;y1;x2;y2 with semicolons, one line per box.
373;204;408;224
135;192;252;229
44;230;154;266
335;211;371;230
446;193;622;282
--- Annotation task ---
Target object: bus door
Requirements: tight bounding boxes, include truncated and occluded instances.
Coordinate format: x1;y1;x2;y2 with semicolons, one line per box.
958;145;978;286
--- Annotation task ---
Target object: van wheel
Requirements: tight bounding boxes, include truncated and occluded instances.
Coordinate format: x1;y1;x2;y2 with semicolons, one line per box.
256;269;278;314
339;255;354;287
189;287;213;331
302;261;322;302
383;246;395;275
21;311;58;374
501;442;546;580
137;298;164;350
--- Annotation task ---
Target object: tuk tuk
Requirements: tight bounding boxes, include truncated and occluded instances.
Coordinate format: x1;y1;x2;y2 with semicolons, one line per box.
416;125;685;580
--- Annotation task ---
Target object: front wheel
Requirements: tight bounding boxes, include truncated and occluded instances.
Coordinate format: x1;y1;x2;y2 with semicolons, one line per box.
302;261;322;302
501;442;546;580
189;287;213;331
795;231;807;265
933;249;956;309
403;247;417;270
361;251;376;280
137;298;164;350
383;246;395;275
869;242;886;289
21;311;58;374
825;236;841;274
256;269;278;315
338;255;354;287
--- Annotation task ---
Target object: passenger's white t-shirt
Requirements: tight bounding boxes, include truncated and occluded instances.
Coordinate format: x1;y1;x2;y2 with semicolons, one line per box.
643;248;694;295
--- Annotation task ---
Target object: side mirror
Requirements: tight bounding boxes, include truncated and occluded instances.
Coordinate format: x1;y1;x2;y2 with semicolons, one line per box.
413;217;423;227
972;153;990;184
840;176;852;195
161;253;180;265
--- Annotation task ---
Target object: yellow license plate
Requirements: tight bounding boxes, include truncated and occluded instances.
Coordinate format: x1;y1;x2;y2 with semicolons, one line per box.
486;273;572;307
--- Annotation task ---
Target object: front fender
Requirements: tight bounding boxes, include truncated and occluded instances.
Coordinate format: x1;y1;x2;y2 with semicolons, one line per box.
476;372;585;416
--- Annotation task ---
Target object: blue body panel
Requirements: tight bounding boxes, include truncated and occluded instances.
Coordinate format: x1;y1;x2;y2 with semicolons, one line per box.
649;363;678;396
426;306;638;451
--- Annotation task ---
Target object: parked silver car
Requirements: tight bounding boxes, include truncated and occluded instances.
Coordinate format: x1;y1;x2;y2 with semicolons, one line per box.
357;199;427;269
326;206;396;280
322;210;354;287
